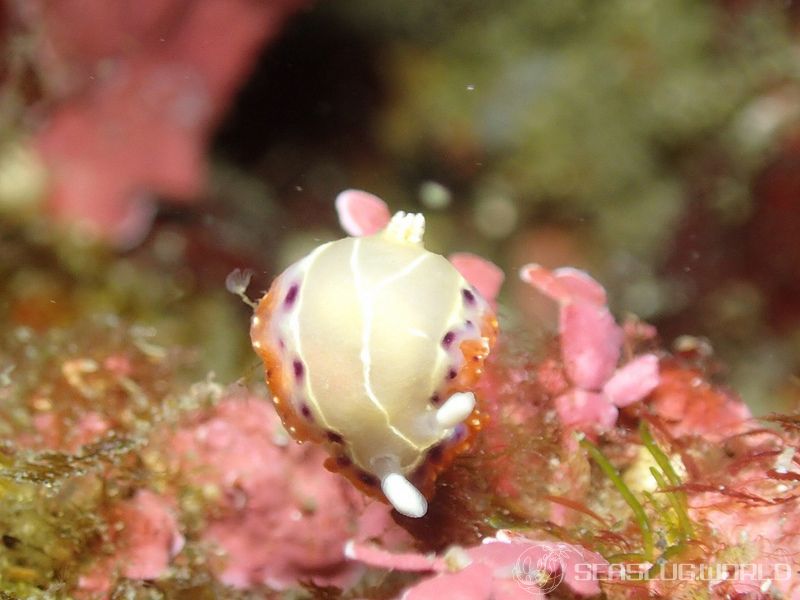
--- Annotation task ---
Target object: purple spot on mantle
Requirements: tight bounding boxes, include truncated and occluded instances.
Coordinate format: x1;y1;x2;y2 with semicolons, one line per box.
293;359;304;379
358;472;379;487
442;331;455;348
462;288;476;305
430;393;441;405
300;403;313;420
452;423;467;441
447;368;457;380
284;284;299;307
327;431;344;444
427;445;444;462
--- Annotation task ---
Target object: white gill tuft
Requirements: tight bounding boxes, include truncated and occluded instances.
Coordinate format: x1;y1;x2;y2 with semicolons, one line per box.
384;211;426;245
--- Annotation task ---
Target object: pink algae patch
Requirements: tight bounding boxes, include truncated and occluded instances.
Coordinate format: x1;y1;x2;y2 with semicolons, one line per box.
167;390;410;589
114;490;185;580
650;362;752;440
27;411;110;452
335;189;392;236
27;0;308;247
559;301;622;391
519;263;660;432
555;389;619;431
520;264;607;307
347;532;607;600
603;354;660;408
77;490;183;595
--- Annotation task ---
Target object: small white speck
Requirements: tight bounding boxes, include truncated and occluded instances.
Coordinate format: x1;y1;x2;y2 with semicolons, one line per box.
253;340;261;349
493;530;512;543
0;365;14;386
466;84;475;91
774;446;795;474
343;540;356;559
443;546;472;571
295;185;303;191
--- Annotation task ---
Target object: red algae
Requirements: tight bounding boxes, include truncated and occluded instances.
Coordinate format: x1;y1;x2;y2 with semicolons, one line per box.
164;390;411;590
77;490;184;597
347;531;608;599
19;0;309;247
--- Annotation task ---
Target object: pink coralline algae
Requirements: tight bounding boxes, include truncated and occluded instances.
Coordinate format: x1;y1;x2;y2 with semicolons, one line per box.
77;490;184;596
166;389;411;589
346;530;608;600
22;0;308;246
666;416;800;599
650;361;752;440
691;484;800;598
28;410;110;453
114;490;184;580
334;189;394;238
520;264;660;433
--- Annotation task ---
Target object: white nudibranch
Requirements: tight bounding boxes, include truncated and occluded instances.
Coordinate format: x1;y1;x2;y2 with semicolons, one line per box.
250;211;498;518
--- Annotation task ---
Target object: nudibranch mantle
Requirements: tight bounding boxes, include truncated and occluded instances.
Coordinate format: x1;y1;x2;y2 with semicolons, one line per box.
250;211;498;518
